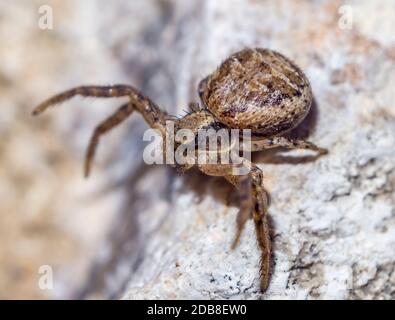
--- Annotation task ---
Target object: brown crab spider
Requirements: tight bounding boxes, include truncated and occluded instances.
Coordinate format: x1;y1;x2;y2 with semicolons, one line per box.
32;48;327;292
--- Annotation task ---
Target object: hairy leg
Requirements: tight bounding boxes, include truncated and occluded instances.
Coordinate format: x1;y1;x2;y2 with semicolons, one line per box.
243;136;327;155
197;162;252;250
32;85;169;134
198;160;271;292
84;102;134;177
251;176;271;292
32;85;171;175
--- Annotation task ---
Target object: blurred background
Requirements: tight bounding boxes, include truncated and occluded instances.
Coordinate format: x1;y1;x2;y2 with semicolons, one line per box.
1;0;194;299
1;0;395;299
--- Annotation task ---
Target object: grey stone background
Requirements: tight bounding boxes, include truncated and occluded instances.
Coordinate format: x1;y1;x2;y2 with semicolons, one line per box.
0;0;394;299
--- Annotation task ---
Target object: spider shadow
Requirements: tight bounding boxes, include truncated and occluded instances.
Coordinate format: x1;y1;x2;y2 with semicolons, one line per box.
76;98;321;298
288;96;319;141
75;160;164;299
180;97;322;292
183;96;321;211
181;168;278;294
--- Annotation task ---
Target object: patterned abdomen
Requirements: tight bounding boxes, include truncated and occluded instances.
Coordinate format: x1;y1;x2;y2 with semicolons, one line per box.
199;48;313;137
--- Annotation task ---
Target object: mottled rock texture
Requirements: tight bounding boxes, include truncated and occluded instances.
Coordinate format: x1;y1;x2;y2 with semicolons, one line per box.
1;0;394;299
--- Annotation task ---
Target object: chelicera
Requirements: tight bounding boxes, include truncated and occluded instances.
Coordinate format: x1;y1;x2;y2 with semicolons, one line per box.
32;48;327;292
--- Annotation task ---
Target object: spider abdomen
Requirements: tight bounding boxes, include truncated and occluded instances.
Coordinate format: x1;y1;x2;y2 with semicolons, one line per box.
199;48;312;137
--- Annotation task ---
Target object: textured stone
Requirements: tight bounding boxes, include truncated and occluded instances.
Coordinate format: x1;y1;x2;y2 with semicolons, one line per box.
121;0;395;300
1;0;394;299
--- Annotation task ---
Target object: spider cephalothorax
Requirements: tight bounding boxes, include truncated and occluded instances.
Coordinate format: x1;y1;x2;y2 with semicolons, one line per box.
33;48;327;292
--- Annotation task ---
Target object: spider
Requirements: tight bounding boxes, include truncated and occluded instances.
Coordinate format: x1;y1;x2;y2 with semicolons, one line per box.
32;48;327;292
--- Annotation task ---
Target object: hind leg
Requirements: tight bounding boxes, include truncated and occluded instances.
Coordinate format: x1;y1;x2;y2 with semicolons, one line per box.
198;160;271;292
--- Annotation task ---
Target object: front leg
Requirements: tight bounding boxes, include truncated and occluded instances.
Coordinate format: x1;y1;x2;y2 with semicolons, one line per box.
32;85;170;175
84;102;134;177
32;85;169;134
243;136;327;155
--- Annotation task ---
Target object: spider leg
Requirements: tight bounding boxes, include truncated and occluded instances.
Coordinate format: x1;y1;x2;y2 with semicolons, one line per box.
198;160;271;292
32;85;169;133
84;102;134;177
198;164;253;250
32;85;171;175
243;136;327;155
251;173;271;292
232;161;271;291
231;174;253;249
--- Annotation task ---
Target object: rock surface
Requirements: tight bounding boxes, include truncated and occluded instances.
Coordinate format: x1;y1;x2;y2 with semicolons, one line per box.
1;0;394;299
121;0;395;300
